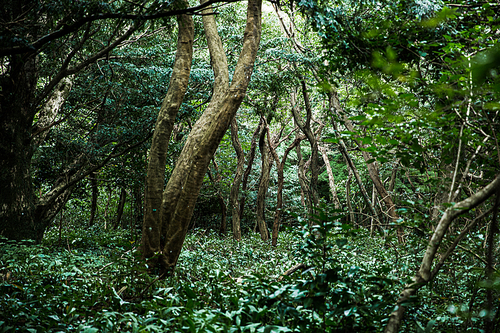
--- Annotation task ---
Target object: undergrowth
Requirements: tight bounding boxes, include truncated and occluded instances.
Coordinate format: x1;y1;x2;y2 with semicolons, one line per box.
0;210;492;332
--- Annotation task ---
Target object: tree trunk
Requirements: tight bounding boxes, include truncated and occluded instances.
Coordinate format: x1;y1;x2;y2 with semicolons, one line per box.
229;118;245;240
114;188;127;229
207;158;227;235
266;120;302;246
0;1;39;241
143;0;262;275
140;5;194;261
346;167;355;223
239;119;263;222
327;92;378;224
319;144;341;209
256;126;271;241
89;172;99;227
291;84;319;217
330;91;403;241
32;77;73;148
384;174;500;333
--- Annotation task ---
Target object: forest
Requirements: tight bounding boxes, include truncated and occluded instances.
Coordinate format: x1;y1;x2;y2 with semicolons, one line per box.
0;0;499;332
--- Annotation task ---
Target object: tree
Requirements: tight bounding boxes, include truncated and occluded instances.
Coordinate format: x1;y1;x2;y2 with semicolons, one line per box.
0;0;245;242
140;0;263;275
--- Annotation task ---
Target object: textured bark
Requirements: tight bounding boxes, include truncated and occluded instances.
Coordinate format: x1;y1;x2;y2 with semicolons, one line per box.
229;118;245;240
151;0;262;275
140;6;194;262
0;1;39;241
384;174;500;333
319;144;341;209
256;127;271;241
32;77;73;148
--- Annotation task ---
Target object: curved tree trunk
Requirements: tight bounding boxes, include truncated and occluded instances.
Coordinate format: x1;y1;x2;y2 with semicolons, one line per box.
291;84;319;218
229;118;245;240
148;0;262;275
140;5;194;262
384;174;500;333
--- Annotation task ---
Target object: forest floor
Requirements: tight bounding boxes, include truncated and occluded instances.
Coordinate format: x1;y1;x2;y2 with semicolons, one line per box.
0;220;485;332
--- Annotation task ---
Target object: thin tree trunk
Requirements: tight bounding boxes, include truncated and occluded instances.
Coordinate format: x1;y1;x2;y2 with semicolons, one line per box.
256;126;271;241
319;144;341;209
346;167;354;224
327;92;378;224
229;118;245;240
384;174;500;333
114;187;127;229
291;85;319;217
484;189;499;332
207;158;227;235
239;119;263;222
89;172;98;227
330;91;403;242
266;119;303;246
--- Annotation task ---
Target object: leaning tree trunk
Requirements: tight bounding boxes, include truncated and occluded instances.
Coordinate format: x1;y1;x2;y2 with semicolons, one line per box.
144;0;262;275
384;174;500;333
319;144;341;210
140;5;194;261
330;91;402;241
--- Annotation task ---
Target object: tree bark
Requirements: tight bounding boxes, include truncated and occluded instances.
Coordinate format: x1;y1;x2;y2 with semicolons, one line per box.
89;172;99;227
114;187;127;229
147;0;262;275
256;126;271;241
32;77;73;148
239;119;263;222
319;144;341;209
0;1;39;241
140;5;194;262
384;174;500;333
266;120;303;246
229;118;245;240
326;92;379;224
291;84;320;217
